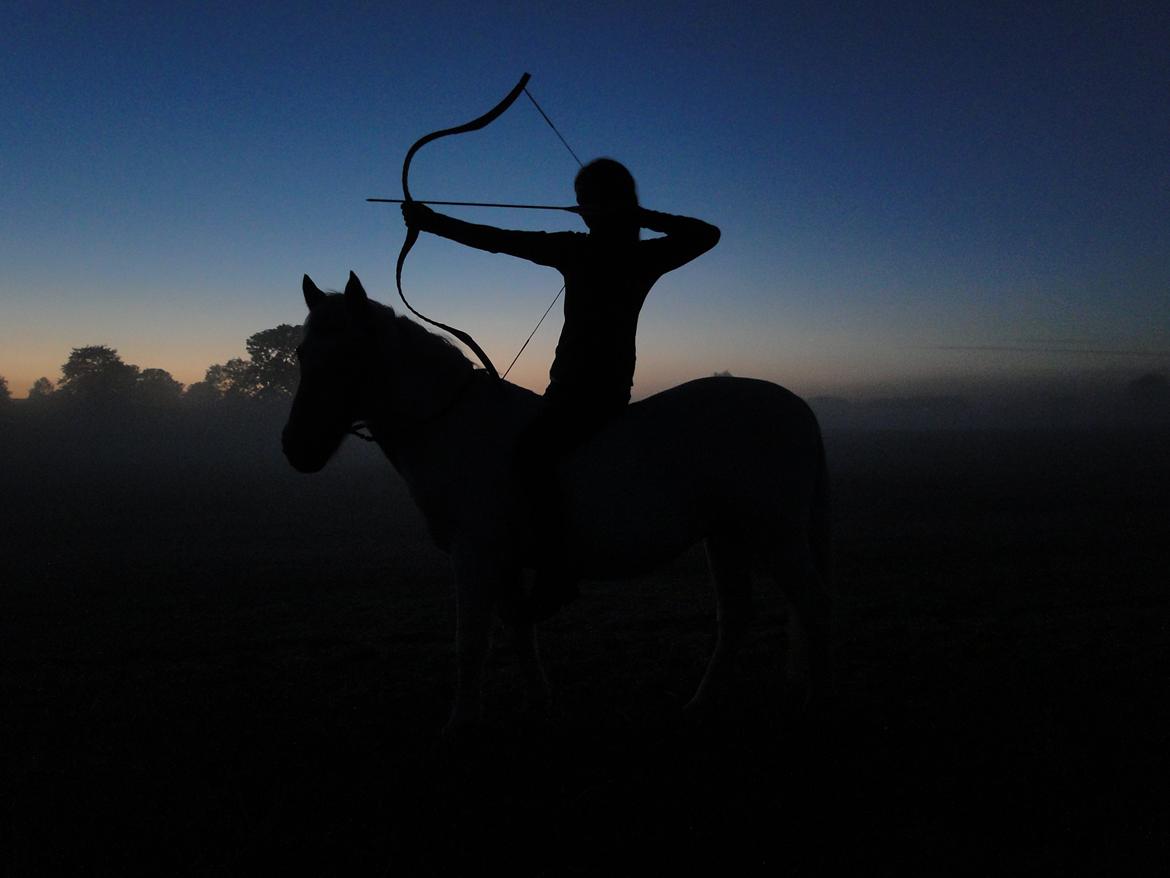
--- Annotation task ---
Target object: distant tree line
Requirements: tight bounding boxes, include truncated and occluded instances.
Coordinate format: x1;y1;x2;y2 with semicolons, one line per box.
1;324;302;412
2;333;1169;429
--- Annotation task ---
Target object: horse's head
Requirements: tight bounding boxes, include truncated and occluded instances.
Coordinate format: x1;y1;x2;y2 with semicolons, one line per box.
282;272;379;473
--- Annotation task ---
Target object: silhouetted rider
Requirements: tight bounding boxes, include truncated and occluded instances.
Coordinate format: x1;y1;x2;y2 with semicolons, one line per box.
402;158;719;617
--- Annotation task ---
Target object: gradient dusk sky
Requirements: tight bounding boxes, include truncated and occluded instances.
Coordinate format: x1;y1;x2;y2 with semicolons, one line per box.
3;2;1168;400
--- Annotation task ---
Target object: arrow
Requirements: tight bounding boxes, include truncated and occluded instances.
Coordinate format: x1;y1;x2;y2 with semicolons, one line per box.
369;197;577;212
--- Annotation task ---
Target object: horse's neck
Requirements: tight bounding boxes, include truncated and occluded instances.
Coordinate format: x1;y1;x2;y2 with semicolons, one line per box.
364;318;482;462
389;359;473;422
371;361;533;518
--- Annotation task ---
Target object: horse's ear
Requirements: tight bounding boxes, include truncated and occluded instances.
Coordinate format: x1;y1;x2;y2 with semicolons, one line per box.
344;271;371;322
303;275;326;311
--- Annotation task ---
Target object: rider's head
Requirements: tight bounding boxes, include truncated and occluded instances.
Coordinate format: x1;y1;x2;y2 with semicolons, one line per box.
575;158;638;239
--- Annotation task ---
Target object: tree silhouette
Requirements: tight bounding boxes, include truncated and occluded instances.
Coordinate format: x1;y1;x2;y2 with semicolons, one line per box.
58;346;140;402
0;375;13;414
203;357;257;399
245;325;301;399
20;324;303;412
196;325;303;401
182;380;220;406
136;368;184;406
28;377;55;401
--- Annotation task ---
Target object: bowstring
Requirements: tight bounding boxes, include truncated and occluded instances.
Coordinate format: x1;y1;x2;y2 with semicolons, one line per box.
502;283;565;379
502;87;584;380
524;88;585;168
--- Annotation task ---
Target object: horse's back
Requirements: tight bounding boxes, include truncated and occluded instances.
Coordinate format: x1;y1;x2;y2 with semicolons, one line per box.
604;376;821;469
632;375;817;435
563;377;823;567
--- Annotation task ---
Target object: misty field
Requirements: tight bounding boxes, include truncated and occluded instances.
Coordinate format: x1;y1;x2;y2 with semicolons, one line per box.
2;409;1167;875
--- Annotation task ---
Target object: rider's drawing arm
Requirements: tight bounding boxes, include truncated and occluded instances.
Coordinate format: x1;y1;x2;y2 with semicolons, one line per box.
639;210;721;275
423;211;571;268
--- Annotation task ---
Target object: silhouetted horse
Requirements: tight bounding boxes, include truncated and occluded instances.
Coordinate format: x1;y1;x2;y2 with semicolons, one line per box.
283;272;831;731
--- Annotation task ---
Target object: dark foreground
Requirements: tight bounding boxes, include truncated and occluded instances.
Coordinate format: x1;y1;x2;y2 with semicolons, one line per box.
2;411;1168;875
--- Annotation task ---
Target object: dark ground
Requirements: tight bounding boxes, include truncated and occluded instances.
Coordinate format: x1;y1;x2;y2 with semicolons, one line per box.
2;408;1168;875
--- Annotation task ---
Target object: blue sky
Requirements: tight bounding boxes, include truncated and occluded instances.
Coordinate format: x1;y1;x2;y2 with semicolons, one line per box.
3;1;1167;399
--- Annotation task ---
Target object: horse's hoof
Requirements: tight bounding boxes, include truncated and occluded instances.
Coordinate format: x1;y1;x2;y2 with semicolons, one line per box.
681;696;714;724
528;579;580;622
782;672;815;713
522;689;556;716
441;710;485;741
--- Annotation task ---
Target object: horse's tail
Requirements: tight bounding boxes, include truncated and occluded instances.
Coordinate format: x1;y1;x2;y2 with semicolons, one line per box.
809;429;832;594
801;421;834;699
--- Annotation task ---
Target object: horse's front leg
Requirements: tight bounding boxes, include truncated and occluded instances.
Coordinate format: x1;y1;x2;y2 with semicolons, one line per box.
446;544;511;734
495;576;551;711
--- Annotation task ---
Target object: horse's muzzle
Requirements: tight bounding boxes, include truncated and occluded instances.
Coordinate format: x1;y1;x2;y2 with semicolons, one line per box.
281;425;333;473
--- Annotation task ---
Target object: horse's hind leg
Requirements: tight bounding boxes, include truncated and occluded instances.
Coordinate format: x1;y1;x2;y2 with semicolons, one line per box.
495;575;551;712
774;534;832;707
687;535;753;712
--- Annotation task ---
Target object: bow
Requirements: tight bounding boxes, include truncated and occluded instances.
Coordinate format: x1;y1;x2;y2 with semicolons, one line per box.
395;73;533;379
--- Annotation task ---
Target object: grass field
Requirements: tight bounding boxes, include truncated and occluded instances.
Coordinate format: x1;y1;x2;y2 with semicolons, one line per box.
2;409;1168;875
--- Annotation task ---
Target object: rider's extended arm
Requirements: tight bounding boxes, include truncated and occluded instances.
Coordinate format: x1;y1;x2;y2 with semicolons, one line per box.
415;208;570;268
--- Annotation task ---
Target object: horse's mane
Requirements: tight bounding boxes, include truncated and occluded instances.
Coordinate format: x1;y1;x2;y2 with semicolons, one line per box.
371;300;475;386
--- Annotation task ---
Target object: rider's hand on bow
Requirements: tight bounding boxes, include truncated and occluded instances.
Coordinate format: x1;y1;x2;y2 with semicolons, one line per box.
401;201;437;231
